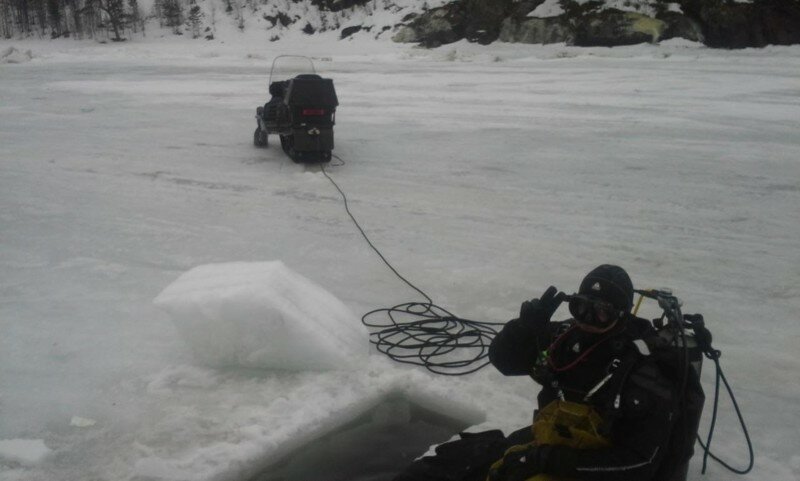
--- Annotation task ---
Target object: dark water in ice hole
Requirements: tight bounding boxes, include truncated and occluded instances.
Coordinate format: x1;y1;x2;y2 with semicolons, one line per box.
253;394;474;481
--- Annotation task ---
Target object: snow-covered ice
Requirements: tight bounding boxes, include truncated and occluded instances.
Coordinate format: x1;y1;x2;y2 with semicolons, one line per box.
0;439;51;467
68;416;97;428
1;28;799;481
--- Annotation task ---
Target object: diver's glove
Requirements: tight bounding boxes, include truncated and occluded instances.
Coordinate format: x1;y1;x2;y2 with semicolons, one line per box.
487;444;553;481
519;286;564;331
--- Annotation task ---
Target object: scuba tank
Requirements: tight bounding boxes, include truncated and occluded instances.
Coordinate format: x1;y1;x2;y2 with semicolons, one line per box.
656;325;703;377
635;289;710;481
637;289;753;480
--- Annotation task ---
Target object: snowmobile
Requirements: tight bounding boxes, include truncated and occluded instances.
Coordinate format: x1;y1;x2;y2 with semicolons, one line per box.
254;55;339;162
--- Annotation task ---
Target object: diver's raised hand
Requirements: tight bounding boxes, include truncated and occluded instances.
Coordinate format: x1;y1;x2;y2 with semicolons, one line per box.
519;286;564;330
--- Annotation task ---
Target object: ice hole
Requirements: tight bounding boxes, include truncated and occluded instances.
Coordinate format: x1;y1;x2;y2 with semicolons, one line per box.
252;391;482;481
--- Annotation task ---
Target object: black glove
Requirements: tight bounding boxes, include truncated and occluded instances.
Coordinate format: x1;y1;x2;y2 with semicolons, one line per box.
488;444;553;481
519;286;564;331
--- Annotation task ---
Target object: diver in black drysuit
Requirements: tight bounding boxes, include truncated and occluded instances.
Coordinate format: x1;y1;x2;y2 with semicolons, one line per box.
487;265;687;481
394;265;698;481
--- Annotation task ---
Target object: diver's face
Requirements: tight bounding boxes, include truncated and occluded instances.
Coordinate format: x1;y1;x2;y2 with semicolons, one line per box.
569;295;624;334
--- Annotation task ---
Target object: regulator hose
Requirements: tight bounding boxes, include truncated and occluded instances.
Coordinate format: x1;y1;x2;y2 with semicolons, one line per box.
697;349;755;475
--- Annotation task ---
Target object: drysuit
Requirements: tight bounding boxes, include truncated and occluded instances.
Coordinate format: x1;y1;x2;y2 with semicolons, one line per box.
394;265;698;481
488;315;681;481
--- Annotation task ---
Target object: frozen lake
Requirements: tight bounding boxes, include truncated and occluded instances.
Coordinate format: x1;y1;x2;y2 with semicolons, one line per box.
1;37;799;481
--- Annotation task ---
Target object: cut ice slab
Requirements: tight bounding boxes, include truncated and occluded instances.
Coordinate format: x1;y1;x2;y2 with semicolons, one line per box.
154;261;368;371
252;390;485;481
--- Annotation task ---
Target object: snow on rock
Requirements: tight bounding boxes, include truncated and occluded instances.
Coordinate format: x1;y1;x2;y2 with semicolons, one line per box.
574;0;659;16
528;0;565;18
153;261;368;371
0;47;33;64
0;440;51;467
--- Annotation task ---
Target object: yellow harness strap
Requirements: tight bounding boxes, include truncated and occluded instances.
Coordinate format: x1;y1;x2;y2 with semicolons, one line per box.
488;400;610;481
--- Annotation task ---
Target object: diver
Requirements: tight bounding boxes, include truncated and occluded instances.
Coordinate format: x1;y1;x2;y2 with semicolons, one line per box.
487;264;699;481
392;265;706;481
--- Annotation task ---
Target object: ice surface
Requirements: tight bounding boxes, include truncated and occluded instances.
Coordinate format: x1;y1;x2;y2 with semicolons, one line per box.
1;29;799;481
154;261;368;371
0;439;51;466
69;416;97;427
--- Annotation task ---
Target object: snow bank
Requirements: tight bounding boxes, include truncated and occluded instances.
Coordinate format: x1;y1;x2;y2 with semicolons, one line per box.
0;47;33;64
154;261;368;371
0;439;51;466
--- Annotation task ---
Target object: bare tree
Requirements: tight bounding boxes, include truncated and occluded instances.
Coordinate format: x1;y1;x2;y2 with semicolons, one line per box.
160;0;183;33
0;0;14;37
14;0;32;35
127;0;143;34
46;0;62;36
88;0;126;40
185;0;202;38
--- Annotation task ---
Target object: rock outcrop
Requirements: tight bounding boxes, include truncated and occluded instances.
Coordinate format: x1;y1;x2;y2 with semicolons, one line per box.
498;16;574;44
680;0;800;48
393;0;800;48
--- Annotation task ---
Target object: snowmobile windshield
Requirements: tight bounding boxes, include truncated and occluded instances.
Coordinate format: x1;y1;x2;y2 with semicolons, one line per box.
268;55;316;85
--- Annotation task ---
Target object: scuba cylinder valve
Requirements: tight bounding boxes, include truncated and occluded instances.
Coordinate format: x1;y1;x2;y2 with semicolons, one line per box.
634;289;708;378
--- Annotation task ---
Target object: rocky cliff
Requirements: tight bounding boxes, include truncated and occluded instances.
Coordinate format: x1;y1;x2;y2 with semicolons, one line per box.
392;0;800;48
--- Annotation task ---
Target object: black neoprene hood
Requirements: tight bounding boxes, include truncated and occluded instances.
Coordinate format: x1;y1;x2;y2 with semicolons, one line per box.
578;265;634;311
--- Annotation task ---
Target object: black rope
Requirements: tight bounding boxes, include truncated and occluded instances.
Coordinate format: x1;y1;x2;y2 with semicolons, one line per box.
329;153;345;167
696;349;755;475
362;303;504;375
320;158;756;468
320;159;503;375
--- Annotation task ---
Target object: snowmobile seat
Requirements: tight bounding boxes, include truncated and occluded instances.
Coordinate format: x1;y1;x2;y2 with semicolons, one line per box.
285;77;338;113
